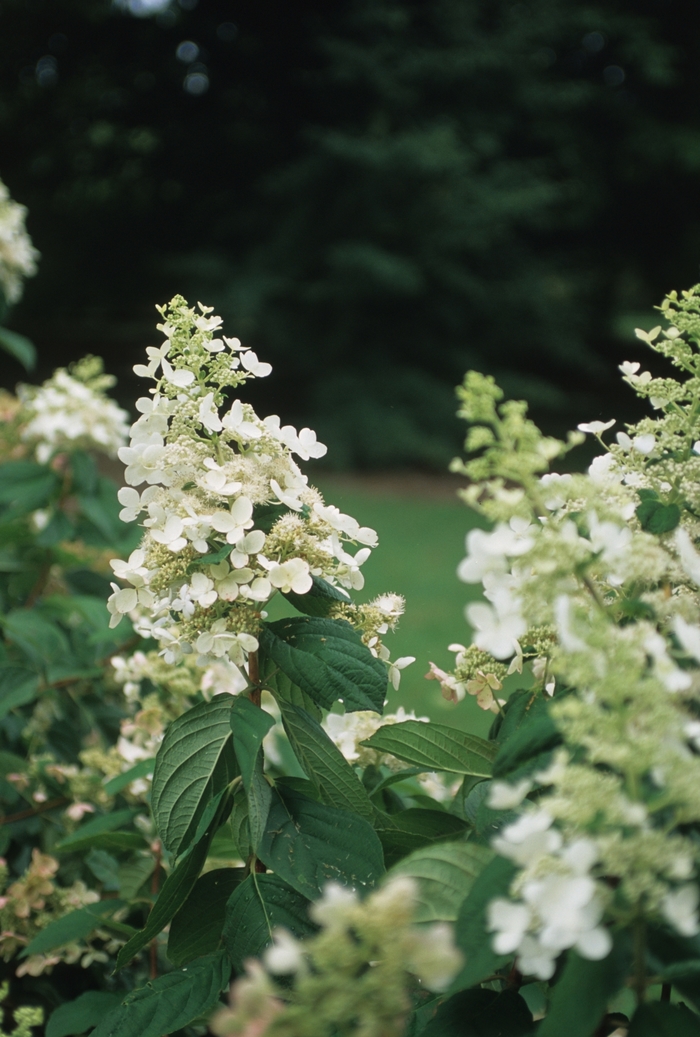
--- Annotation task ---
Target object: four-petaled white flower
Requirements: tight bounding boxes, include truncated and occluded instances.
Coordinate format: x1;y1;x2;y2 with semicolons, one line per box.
577;419;615;435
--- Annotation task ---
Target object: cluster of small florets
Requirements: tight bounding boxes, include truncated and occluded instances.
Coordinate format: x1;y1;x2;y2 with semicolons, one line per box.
17;356;130;464
0;850;118;978
0;178;39;306
211;877;462;1037
108;297;398;684
448;284;700;977
327;593;415;687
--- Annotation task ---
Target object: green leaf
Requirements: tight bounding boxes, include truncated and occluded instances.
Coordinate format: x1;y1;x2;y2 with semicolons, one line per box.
636;497;681;534
223;873;316;973
492;700;561;779
279;702;376;820
283;574;351;617
115;794;231;970
538;935;631;1037
187;541;234;571
103;758;155;796
375;809;469;868
259;616;387;712
0;666;39;719
117;857;156;900
151;695;237;857
0;326;36;371
22;900;126;957
420;988;534;1037
259;786;385;898
628;1002;700;1036
90;951;231;1037
56;809;139;852
70;451;98;495
229;697;274;850
388;841;493;924
647;926;700;1009
0;460;59;518
452;855;517;990
262;659;322;720
168;868;244;967
230;696;275;790
361;721;496;776
46;991;122;1037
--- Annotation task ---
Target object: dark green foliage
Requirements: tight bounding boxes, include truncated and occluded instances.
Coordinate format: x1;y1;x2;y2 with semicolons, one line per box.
89;951;232;1037
168;868;244;967
420;988;534;1037
538;936;631;1037
258;786;385;897
452;855;518;990
223;873;317;973
259;616;388;712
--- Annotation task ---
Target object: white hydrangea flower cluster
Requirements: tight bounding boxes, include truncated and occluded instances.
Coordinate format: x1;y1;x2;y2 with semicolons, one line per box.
323;706;427;771
108;297;380;681
447;286;700;975
0;178;39;306
18;357;130;464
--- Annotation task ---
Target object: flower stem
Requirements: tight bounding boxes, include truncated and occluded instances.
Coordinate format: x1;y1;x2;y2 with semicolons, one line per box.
632;916;647;1005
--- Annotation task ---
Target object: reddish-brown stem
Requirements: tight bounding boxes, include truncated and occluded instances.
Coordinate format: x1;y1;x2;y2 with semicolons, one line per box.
0;796;69;826
248;650;261;707
149;841;162;980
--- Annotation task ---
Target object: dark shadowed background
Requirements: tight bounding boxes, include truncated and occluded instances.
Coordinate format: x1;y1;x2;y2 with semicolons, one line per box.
2;0;700;468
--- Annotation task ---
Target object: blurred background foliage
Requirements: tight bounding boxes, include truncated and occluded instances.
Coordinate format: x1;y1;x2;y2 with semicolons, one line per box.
2;0;700;467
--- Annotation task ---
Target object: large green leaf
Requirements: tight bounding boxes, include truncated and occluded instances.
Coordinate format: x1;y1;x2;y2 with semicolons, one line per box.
0;460;58;518
452;855;517;990
116;791;232;970
538;935;630;1037
420;988;534;1037
279;702;375;821
151;695;237;857
628;1002;700;1036
492;712;561;780
230;696;275;790
230;696;274;850
168;868;244;967
259;616;387;712
22;900;126;957
262;659;322;720
376;809;469;868
259;786;385;898
388;841;493;924
223;873;316;973
0;666;39;719
0;326;36;371
46;992;122;1037
283;574;351;617
646;927;700;1010
361;721;496;776
90;951;231;1037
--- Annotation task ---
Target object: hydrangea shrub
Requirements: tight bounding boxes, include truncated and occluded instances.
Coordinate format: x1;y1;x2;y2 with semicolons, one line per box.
4;283;700;1037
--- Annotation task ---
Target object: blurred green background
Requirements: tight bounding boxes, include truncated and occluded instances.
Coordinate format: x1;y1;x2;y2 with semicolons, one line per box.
3;0;700;465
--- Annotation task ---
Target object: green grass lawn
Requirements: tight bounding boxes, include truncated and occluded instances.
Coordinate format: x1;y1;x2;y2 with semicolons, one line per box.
307;477;524;737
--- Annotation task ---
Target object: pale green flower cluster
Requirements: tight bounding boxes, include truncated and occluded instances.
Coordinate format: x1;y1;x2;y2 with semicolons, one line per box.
108;297;405;685
18;356;130;464
448;284;700;978
211;877;462;1037
0;178;38;306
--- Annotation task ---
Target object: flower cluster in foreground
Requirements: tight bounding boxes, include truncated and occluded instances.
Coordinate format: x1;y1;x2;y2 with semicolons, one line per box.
108;296;409;687
211;877;462;1037
444;284;700;978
